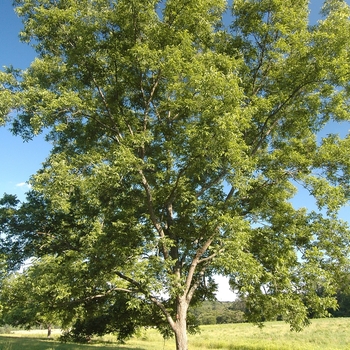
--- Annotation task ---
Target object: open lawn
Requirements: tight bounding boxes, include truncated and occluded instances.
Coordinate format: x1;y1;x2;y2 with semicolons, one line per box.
0;318;349;350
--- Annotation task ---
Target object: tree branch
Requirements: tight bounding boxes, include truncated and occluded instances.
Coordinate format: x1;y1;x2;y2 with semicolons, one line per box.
224;186;235;203
139;169;169;259
83;287;134;301
184;234;216;301
114;271;143;289
198;248;224;264
92;77;123;143
164;165;188;207
149;295;176;331
250;81;313;156
195;170;227;199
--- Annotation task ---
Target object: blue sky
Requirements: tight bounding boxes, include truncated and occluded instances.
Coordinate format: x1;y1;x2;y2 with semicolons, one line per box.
0;2;51;199
0;1;349;301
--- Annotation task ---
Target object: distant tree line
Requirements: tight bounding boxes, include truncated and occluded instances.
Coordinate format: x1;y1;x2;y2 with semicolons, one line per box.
190;300;246;325
192;289;350;326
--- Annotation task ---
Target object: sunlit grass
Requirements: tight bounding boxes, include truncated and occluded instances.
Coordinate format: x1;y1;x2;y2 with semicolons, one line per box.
188;319;350;350
1;318;350;350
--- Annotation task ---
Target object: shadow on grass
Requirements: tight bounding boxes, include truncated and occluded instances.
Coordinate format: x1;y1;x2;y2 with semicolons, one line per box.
0;336;148;350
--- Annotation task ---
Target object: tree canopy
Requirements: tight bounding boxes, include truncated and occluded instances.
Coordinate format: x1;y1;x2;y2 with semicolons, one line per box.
1;0;350;349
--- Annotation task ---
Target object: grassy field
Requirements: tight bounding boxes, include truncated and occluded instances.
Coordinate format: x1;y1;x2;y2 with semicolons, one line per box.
1;318;350;350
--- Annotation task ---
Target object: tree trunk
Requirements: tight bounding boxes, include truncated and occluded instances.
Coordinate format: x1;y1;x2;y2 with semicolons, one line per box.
175;325;188;350
174;298;189;350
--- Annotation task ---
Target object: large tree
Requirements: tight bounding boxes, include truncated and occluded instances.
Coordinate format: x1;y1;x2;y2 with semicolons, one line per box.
1;0;350;349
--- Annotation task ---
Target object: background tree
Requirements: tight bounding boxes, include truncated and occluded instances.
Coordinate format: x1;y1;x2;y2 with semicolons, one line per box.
0;258;62;337
1;0;350;349
329;269;350;317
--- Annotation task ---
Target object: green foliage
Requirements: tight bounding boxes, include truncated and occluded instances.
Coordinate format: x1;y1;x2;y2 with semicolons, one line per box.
1;0;350;349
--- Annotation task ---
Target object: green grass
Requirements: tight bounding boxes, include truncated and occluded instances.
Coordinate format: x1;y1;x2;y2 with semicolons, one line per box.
189;318;350;350
1;318;350;350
